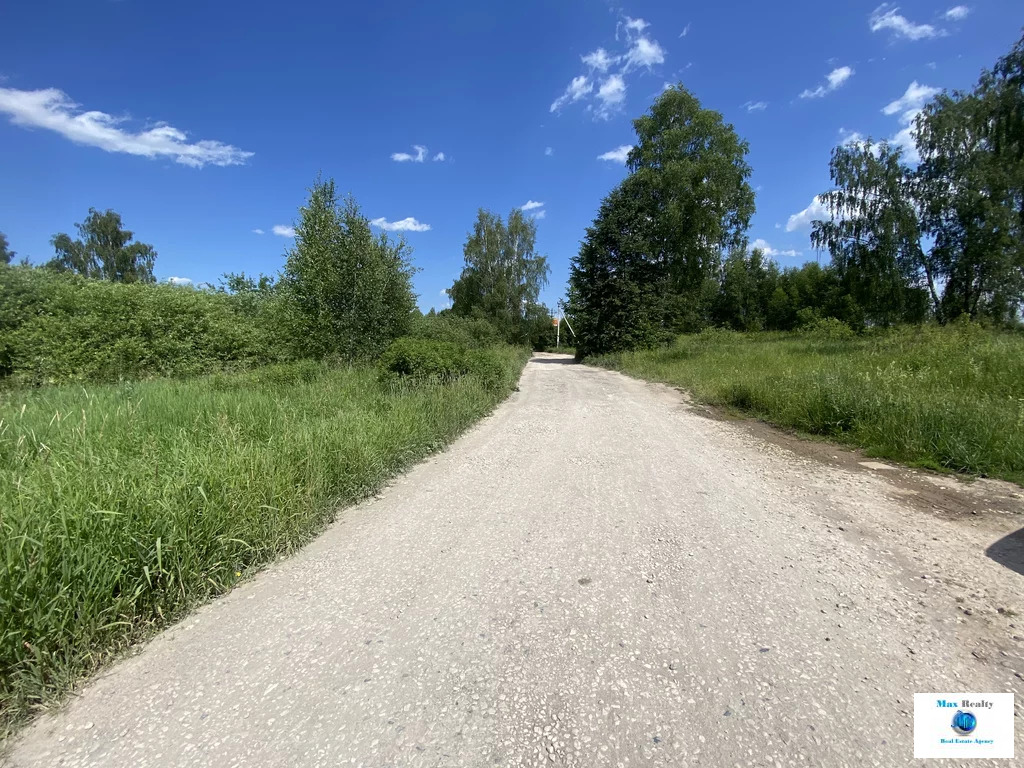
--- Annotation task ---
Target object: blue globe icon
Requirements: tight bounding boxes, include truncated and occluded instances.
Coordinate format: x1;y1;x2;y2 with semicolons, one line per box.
951;710;977;735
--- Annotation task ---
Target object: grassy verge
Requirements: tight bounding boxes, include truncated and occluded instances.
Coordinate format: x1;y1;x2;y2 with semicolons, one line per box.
0;349;528;733
588;325;1024;484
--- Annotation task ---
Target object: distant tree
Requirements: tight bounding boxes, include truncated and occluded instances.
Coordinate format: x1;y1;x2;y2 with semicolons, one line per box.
628;84;756;331
0;232;14;265
449;208;550;345
714;247;778;331
281;176;417;360
810;32;1024;324
916;34;1024;321
46;209;156;283
811;141;931;326
568;85;755;354
567;176;667;356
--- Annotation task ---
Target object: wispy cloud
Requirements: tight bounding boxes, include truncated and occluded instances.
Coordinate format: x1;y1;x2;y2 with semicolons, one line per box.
623;36;666;72
370;216;431;232
621;16;649;35
544;146;553;156
531;209;547;220
550;75;593;113
251;228;265;235
943;5;970;21
751;238;801;258
432;151;446;162
869;4;942;40
0;86;253;168
785;197;827;231
679;23;691;38
551;15;666;121
167;276;193;285
273;225;296;237
520;200;545;211
879;81;941;163
582;48;618;72
597;144;633;163
742;100;768;113
594;74;627;118
799;66;854;99
391;144;427;162
882;81;940;116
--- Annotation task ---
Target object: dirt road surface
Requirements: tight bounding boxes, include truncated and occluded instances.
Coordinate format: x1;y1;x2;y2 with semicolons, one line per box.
5;353;1022;767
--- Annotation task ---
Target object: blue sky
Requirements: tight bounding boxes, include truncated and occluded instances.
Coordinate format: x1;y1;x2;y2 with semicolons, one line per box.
1;1;1020;311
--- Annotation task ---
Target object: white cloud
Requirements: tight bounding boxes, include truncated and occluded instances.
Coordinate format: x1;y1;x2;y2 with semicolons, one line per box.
273;225;296;237
679;23;691;38
594;74;627;118
943;5;970;21
432;151;446;161
550;75;592;113
251;228;265;235
799;66;854;99
531;209;547;220
544;146;553;156
786;196;828;231
869;4;942;40
370;216;431;232
622;17;649;34
582;48;618;72
624;37;666;71
743;100;768;113
751;238;801;258
839;128;867;146
0;86;253;168
391;145;427;162
597;144;633;163
167;276;193;285
882;81;940;115
520;200;545;211
551;16;666;120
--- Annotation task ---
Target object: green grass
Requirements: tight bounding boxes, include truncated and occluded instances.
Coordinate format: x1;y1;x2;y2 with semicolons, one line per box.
588;324;1024;484
0;350;528;733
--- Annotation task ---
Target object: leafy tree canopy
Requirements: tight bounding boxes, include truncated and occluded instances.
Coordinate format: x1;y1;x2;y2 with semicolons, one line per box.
46;209;157;283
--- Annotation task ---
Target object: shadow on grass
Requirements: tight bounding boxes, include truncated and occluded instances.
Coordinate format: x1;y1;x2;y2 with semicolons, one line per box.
985;527;1024;577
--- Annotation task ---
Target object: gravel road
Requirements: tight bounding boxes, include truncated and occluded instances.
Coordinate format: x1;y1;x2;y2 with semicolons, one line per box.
5;353;1022;767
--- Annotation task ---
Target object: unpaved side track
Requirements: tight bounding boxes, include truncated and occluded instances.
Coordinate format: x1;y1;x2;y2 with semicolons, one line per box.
5;354;1022;767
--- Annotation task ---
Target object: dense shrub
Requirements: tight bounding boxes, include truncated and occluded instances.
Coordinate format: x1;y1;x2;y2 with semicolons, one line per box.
379;336;528;393
409;313;504;349
0;267;285;385
378;337;466;382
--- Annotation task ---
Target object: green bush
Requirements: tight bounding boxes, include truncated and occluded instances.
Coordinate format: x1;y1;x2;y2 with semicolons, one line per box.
409;313;504;349
800;316;856;341
379;337;466;381
0;267;286;385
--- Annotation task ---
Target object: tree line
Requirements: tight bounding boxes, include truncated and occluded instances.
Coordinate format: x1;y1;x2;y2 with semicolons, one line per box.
568;33;1024;357
1;176;554;382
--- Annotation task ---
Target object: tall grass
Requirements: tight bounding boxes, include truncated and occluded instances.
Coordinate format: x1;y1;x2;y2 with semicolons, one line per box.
589;324;1024;483
0;350;528;732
